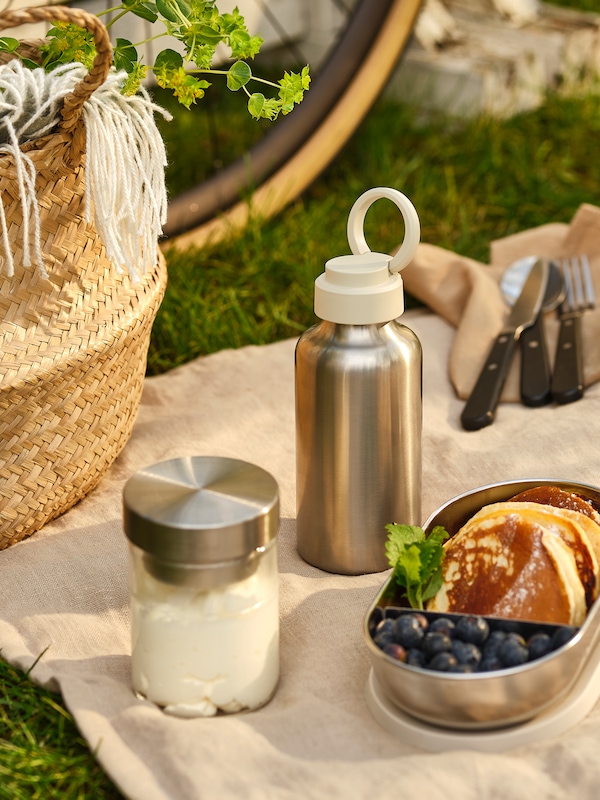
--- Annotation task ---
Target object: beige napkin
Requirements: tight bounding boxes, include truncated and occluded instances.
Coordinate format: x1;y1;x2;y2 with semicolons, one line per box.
402;203;600;402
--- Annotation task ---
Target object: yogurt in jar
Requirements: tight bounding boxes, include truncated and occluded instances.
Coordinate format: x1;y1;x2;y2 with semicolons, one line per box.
123;456;281;717
130;542;279;717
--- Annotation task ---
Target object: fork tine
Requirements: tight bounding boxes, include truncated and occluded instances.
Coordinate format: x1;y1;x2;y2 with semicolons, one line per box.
580;253;595;309
561;255;595;312
571;257;585;308
553;254;594;404
562;258;575;310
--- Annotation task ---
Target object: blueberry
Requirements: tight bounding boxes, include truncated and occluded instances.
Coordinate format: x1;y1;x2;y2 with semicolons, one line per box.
368;607;384;636
479;654;502;672
383;642;407;662
505;632;527;647
413;613;429;632
499;634;528;667
428;652;458;671
394;614;425;649
375;619;396;636
482;630;507;658
429;617;456;637
451;639;482;668
422;631;453;660
455;615;489;645
372;618;396;649
527;632;553;661
406;648;426;668
552;626;578;650
487;629;508;645
373;633;394;650
449;662;474;674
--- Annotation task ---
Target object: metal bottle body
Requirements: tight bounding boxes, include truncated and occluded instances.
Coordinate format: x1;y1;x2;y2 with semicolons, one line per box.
295;319;422;574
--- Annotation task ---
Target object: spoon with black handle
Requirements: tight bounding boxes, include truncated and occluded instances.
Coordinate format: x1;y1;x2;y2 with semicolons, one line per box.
501;257;564;407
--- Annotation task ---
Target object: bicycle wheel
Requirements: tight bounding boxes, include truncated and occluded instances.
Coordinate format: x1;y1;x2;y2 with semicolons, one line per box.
164;0;424;249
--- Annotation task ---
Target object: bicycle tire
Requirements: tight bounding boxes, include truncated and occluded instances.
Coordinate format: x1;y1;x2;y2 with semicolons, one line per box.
164;0;423;249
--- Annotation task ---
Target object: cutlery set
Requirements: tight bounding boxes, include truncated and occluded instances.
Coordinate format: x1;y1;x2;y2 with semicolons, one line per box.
461;255;595;431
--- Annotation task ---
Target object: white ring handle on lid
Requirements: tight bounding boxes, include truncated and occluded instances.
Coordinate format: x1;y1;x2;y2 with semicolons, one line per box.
347;187;420;274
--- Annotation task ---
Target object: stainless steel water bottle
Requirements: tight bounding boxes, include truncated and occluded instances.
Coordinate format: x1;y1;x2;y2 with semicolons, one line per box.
295;187;422;574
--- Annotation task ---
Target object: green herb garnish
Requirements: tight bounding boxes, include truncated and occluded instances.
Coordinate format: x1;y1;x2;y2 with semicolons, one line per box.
385;523;449;610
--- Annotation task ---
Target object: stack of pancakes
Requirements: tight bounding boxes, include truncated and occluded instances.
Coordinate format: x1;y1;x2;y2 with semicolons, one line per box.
427;486;600;625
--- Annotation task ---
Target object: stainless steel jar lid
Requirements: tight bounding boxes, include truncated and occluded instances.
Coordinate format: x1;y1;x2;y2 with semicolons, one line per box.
123;456;279;566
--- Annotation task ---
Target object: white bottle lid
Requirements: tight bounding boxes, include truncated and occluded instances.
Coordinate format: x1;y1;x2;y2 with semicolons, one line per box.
314;187;420;325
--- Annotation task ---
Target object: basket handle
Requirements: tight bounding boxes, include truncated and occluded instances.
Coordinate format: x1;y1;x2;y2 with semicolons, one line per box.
0;5;112;134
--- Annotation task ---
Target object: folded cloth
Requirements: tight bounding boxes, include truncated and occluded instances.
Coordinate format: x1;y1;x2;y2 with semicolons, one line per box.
402;203;600;402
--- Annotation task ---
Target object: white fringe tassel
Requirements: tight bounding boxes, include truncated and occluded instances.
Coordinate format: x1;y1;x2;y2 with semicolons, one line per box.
0;60;171;280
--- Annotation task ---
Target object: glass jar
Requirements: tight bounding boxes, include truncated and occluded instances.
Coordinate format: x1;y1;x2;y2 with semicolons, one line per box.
123;456;280;718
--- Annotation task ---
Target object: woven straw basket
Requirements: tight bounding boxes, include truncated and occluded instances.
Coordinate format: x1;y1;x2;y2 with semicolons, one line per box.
0;6;167;549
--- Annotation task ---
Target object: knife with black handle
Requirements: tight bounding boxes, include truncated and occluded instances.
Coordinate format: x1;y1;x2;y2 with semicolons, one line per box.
520;311;553;407
461;258;549;431
519;260;564;407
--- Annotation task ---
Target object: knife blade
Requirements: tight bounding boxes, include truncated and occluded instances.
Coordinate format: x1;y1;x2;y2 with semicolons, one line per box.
461;258;549;431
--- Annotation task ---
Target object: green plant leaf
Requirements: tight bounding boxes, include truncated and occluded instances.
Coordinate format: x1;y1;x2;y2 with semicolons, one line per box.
155;63;210;108
247;92;265;118
422;568;445;602
247;92;279;120
219;9;243;35
132;3;159;23
229;29;262;59
21;57;41;71
385;523;449;609
14;0;309;116
186;41;215;70
154;47;184;70
0;37;20;54
114;38;138;72
40;22;96;70
227;60;251;91
384;524;424;566
195;24;224;44
122;61;148;94
156;0;179;24
175;0;191;17
278;69;311;113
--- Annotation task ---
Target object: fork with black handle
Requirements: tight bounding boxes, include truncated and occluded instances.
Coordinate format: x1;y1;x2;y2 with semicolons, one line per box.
552;255;595;405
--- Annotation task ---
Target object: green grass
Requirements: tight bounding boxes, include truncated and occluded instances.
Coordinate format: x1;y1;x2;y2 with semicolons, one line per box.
150;87;600;373
0;659;121;799
557;0;597;8
1;1;599;796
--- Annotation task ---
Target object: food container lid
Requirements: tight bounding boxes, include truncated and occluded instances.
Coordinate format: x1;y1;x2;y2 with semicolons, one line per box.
123;456;279;566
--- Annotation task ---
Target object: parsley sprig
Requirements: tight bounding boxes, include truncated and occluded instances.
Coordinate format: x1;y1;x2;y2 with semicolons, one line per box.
385;523;449;610
0;0;310;116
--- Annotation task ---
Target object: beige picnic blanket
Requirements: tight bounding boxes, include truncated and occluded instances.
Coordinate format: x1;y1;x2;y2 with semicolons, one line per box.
2;213;600;797
403;202;600;401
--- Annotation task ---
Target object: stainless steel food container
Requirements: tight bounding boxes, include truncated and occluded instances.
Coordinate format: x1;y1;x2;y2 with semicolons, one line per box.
363;478;600;731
